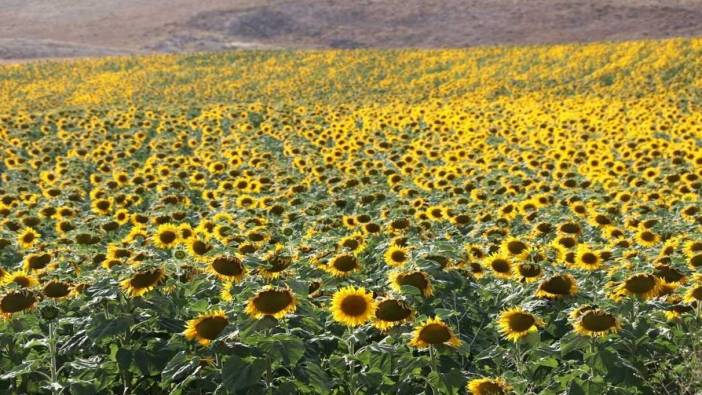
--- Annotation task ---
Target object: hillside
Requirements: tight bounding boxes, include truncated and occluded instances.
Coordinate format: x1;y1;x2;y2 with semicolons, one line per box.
2;0;702;61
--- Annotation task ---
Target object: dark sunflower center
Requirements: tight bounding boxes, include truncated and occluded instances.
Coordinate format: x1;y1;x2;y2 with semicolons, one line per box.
690;255;702;268
44;282;70;298
595;215;611;225
491;259;510;273
248;232;265;242
113;249;130;259
476;381;505;395
518;263;540;277
580;311;616;332
507;241;527;255
333;255;358;272
560;223;580;234
23;233;35;243
398;272;429;290
192;240;210;255
391;250;407;262
640;231;655;242
195;316;228;340
624;275;656;293
691;242;702;252
212;257;243;276
159;231;177;244
130;269;162;289
418;323;451;344
28;254;51;269
97;201;110;210
392;219;409;229
470;262;484;273
253;290;293;314
540;276;573;295
365;223;381;233
342;239;359;250
691;287;702;301
375;300;411;322
558;237;576;248
580;253;598;265
13;276;31;287
0;291;35;313
508;313;535;331
430;209;443;218
655;265;684;282
339;295;369;317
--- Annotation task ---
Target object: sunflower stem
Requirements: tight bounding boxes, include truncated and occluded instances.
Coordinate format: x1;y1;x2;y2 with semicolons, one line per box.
346;328;357;395
48;321;59;395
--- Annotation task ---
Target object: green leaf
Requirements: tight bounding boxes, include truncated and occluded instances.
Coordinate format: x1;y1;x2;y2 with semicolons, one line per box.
221;355;266;391
162;351;198;383
256;333;306;366
116;348;132;371
87;314;132;340
303;362;330;394
0;360;35;380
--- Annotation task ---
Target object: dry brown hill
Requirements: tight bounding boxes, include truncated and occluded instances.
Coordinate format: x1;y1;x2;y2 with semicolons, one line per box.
1;0;702;61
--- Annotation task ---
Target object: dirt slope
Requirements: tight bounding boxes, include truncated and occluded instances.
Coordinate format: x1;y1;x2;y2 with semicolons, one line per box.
1;0;702;61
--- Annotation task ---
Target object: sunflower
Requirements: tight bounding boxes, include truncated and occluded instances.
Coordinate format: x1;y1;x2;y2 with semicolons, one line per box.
468;261;486;279
186;237;212;262
497;307;543;342
516;263;542;282
569;304;596;321
535;274;578;299
260;250;293;280
573;309;620;337
467;377;511;395
484;254;513;280
389;270;433;297
384;245;410;267
1;270;39;288
17;227;40;249
152;223;180;249
43;280;74;299
613;273;661;301
338;232;365;254
23;252;52;272
574;245;602;271
120;267;164;297
635;230;660;248
330;286;376;327
0;289;36;319
183;310;228;346
326;253;360;277
683;285;702;304
207;255;246;283
372;298;414;331
409;317;461;348
245;286;297;320
683;240;702;258
501;237;530;260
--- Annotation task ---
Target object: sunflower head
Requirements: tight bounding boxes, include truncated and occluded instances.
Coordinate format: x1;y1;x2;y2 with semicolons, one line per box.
384;245;410;267
409;316;461;348
208;255;246;283
0;289;36;319
389;270;433;297
330;286;376;327
467;377;511;395
614;273;661;301
326;253;360;277
245;287;297;320
183;310;228;346
373;298;414;331
120;267;164;297
501;237;529;260
484;254;513;280
152;223;180;249
497;307;543;342
573;309;620;337
535;274;577;299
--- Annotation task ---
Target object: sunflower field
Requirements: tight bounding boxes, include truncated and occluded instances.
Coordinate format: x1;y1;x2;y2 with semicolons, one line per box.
2;38;702;394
